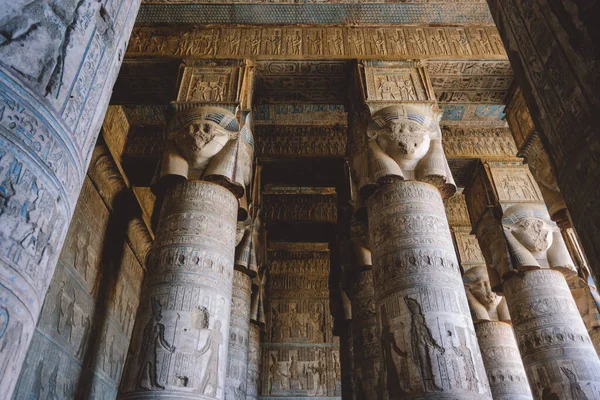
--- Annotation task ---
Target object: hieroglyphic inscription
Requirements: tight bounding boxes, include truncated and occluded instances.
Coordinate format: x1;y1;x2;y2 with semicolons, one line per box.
504;270;600;399
444;189;471;227
127;26;508;60
14;159;148;399
368;182;491;398
119;181;238;399
256;125;347;158
263;193;338;223
442;126;518;158
262;244;341;398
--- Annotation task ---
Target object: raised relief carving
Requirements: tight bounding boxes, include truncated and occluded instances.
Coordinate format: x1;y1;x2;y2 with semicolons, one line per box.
502;204;577;277
362;104;456;196
160;105;253;198
490;166;543;203
463;266;510;322
127;26;508;59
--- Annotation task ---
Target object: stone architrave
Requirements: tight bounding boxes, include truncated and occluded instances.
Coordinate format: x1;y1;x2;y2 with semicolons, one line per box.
0;2;140;395
463;266;532;399
465;161;600;399
246;322;261;400
349;61;491;398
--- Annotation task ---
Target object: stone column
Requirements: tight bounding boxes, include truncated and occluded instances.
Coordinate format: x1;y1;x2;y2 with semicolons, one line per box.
506;92;600;354
349;223;382;399
246;322;261;400
484;0;600;283
119;62;255;399
444;191;532;399
225;216;258;399
0;2;140;395
463;266;532;400
348;61;491;399
465;161;600;398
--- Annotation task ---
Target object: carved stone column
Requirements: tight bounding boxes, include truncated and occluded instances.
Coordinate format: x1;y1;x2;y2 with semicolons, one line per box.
483;0;600;285
119;62;255;400
246;322;261;400
506;91;600;354
0;2;140;395
348;61;491;399
349;223;382;399
225;217;258;400
465;161;600;398
464;266;532;400
444;191;532;399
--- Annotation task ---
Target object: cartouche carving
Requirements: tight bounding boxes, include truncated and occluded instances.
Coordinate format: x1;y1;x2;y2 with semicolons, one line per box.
463;266;509;322
503;204;576;277
358;104;456;197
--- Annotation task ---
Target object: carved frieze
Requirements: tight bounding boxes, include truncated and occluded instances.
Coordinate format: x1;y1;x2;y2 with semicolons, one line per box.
263;192;338;223
263;244;340;397
178;63;240;103
127;26;508;60
362;61;435;103
254;104;347;126
256;125;347;157
444;189;471;226
442;126;518;158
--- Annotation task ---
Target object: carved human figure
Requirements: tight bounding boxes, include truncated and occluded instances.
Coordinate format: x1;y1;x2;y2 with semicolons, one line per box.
76;314;91;358
136;299;175;390
63;290;76;344
502;204;576;277
288;354;303;390
380;306;408;397
405;297;445;392
463;266;510;322
199;320;224;396
0;310;26;389
268;354;286;394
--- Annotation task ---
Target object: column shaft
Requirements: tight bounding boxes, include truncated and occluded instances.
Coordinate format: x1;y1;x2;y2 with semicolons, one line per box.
368;181;490;399
225;270;252;399
0;1;140;395
504;269;600;398
118;180;238;399
351;268;382;399
246;322;261;400
475;321;532;399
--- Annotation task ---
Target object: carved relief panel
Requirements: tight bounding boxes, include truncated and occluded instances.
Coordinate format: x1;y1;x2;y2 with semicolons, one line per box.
488;164;543;204
263;190;338;223
362;61;435;103
262;244;340;398
178;63;241;103
14;173;147;399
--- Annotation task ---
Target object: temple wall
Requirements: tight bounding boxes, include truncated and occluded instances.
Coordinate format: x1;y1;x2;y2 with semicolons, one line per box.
261;244;341;399
12;146;151;399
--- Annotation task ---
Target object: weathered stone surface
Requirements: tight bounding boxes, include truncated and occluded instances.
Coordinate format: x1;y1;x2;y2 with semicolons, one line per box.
485;0;600;290
246;322;261;400
0;1;140;395
262;244;341;398
475;322;532;399
350;268;382;400
225;270;252;400
504;269;600;399
368;181;491;398
119;181;238;399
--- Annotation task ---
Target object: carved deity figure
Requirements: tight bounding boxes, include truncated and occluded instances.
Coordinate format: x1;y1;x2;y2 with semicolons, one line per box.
405;297;445;392
161;106;252;199
380;306;409;397
352;105;455;197
502;204;576;277
463;266;510;322
199;320;224;396
136;300;175;390
571;275;600;332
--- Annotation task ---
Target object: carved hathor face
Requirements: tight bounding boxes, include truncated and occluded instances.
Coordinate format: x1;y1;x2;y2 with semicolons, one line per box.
175;121;219;163
511;217;553;252
375;120;431;162
468;277;498;308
